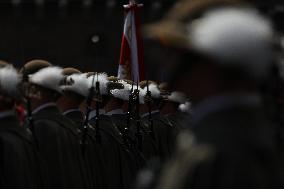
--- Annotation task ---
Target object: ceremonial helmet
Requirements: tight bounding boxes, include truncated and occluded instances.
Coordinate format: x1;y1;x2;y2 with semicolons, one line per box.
143;0;275;79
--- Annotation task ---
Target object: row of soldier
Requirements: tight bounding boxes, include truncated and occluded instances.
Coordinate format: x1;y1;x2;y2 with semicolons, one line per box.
0;59;190;189
2;0;284;188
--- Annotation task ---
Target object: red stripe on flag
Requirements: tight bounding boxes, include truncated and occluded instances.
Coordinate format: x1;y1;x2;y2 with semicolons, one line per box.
118;3;145;82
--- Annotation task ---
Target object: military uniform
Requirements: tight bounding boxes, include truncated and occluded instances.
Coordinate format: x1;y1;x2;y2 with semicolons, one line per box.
63;109;84;129
110;112;146;167
142;111;176;161
143;1;284;188
89;113;143;189
126;113;159;161
63;109;94;189
158;96;284;189
31;104;87;189
21;61;88;189
59;68;94;189
0;112;44;189
0;63;44;189
164;111;190;145
165;112;188;130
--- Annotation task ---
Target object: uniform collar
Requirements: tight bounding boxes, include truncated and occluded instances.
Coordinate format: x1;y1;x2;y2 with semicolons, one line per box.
89;109;105;120
32;102;58;115
141;110;160;118
105;109;124;116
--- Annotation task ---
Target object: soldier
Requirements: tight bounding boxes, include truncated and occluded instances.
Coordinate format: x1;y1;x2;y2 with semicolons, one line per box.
87;72;107;120
57;68;87;129
139;81;176;160
144;1;284;188
110;80;159;161
85;73;136;189
0;64;43;189
57;68;93;189
102;76;145;189
21;60;86;189
108;80;135;143
159;84;189;131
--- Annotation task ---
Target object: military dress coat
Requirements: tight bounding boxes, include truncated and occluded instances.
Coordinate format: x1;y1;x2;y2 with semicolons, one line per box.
90;113;143;189
142;111;176;161
31;104;86;189
63;109;95;189
0;113;43;189
158;95;284;189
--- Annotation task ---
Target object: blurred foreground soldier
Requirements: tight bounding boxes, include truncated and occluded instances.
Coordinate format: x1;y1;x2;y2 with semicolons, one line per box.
144;2;284;189
0;65;43;189
22;60;86;189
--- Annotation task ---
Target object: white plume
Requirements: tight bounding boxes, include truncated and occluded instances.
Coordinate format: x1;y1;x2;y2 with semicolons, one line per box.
62;73;89;97
189;7;273;77
29;66;64;93
147;83;161;99
110;80;132;101
178;101;192;114
168;91;187;104
139;83;161;104
139;86;147;104
0;65;21;97
87;72;109;95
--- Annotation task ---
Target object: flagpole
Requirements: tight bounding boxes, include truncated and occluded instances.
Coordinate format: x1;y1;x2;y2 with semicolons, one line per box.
124;0;143;8
129;0;135;5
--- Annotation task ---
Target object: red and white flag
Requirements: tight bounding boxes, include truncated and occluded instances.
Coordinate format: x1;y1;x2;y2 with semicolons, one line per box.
117;0;145;82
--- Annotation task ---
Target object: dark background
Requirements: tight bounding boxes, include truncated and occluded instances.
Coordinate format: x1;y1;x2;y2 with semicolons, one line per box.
0;0;283;81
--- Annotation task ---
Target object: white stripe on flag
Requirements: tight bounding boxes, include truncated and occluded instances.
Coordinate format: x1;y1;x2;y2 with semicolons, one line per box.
130;10;139;81
123;11;132;44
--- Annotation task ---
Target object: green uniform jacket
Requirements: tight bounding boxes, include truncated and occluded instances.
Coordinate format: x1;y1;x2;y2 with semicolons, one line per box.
0;114;44;189
32;105;86;189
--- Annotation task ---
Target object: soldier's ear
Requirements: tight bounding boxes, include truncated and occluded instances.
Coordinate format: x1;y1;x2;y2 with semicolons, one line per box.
25;85;41;100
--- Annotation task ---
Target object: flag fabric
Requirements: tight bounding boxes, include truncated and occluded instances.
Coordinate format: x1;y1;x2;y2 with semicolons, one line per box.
118;1;145;82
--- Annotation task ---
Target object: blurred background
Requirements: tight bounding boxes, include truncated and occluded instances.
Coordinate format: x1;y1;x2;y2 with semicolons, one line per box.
0;0;283;79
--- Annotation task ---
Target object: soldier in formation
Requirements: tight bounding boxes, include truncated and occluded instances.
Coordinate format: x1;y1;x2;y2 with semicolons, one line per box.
1;0;284;189
0;57;189;189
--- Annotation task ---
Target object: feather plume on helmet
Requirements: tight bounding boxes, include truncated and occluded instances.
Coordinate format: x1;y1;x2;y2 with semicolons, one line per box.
0;65;22;99
28;66;64;94
179;101;192;114
87;72;109;95
110;80;131;101
167;91;187;104
61;73;90;98
144;0;274;78
139;80;161;99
